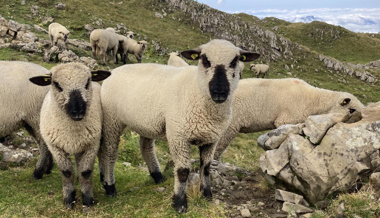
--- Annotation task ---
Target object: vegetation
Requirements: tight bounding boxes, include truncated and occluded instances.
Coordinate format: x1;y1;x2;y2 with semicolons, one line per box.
0;0;379;217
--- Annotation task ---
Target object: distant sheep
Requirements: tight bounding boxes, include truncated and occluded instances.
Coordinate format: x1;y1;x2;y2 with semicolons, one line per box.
125;38;148;63
116;35;129;64
213;78;364;161
167;52;189;67
29;63;110;209
90;29;119;65
0;61;53;179
98;39;260;213
48;22;70;49
250;64;269;78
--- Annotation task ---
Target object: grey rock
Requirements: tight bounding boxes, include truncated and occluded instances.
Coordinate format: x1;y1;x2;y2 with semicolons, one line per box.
155;187;166;192
257;124;301;150
67;39;91;50
370;172;380;189
55;3;66;10
260;141;289;176
42;17;54;25
282;202;313;214
20;42;42;53
43;46;59;62
240;208;251;217
0;144;33;164
33;25;48;34
302;113;349;144
58;50;79;62
80;57;98;69
275;189;309;206
155;12;163;19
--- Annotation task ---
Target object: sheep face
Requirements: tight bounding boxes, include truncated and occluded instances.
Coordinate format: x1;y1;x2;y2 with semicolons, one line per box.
29;63;110;121
60;31;70;42
181;39;260;103
330;93;364;116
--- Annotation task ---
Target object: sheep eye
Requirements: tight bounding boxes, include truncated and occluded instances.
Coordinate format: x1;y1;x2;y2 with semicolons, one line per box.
85;79;90;90
201;55;211;68
53;82;63;92
229;56;238;68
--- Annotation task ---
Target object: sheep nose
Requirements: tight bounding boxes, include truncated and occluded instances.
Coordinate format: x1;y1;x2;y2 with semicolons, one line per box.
66;90;87;121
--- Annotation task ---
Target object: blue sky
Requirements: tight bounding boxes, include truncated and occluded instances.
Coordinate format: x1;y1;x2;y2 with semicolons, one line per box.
195;0;380;33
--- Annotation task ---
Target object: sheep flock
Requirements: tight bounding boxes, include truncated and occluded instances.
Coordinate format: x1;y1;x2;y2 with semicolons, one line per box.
0;19;368;215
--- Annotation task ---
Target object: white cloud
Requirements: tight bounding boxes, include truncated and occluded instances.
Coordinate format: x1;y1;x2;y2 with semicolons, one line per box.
217;0;224;5
229;8;380;33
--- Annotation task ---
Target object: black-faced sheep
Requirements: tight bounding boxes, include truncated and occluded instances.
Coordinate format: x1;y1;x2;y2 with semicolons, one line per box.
98;39;260;213
125;38;148;63
167;52;189;67
90;29;119;65
250;64;269;78
29;63;110;209
48;22;70;49
0;61;53;179
213;78;364;161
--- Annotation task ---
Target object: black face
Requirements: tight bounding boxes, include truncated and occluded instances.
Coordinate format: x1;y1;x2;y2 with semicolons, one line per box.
66;90;87;121
209;64;230;103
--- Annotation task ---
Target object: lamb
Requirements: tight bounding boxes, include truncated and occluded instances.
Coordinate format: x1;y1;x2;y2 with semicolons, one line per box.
213;78;364;161
167;52;189;67
0;61;53;179
250;64;269;78
48;22;70;49
29;63;110;209
125;38;148;63
90;29;119;65
98;39;260;213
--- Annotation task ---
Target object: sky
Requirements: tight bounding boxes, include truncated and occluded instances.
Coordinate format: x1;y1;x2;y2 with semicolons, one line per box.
195;0;380;33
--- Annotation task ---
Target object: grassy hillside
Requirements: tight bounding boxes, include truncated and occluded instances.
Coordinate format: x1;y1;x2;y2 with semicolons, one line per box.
0;0;379;217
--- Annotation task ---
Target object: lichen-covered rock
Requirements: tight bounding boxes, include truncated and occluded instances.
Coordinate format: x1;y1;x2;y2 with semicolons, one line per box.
0;144;33;164
258;124;303;150
79;56;98;69
58;49;79;62
260;102;380;203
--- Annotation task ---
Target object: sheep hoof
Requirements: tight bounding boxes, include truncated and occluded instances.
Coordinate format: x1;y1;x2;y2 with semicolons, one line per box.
64;190;76;210
202;188;213;201
32;169;44;180
172;194;187;214
104;184;117;197
82;193;94;206
150;171;165;184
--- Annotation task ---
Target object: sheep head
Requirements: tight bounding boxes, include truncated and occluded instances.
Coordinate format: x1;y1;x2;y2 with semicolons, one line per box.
181;39;260;103
29;63;110;121
329;92;364;117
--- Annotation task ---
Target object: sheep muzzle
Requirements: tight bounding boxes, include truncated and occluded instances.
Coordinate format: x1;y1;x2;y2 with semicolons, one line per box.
66;89;87;121
209;65;230;103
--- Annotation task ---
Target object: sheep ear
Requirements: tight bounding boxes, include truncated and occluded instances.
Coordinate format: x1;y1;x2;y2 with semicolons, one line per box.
341;98;351;106
91;70;111;81
181;48;201;60
29;74;52;86
239;50;260;62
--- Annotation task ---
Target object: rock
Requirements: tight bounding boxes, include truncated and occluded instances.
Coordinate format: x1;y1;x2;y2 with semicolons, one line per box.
67;39;91;50
42;17;54;25
58;50;79;62
0;43;10;49
155;187;166;192
20;42;42;53
122;162;131;167
187;172;200;186
155;12;163;19
0;144;34;164
8;20;22;32
31;5;40;16
282;202;313;214
275;189;309;206
129;187;139;192
33;25;48;34
240;208;251;217
55;3;66;10
211;160;245;175
260;102;380;203
286;72;292;76
370;172;380;189
303;113;349;144
21;0;26;5
257;124;301;150
20;32;38;43
299;213;313;218
43;46;59;62
84;24;94;32
80;57;98;69
335;200;346;218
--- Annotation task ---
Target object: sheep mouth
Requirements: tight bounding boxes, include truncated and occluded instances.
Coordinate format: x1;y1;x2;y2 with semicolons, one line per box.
211;94;228;103
70;115;85;121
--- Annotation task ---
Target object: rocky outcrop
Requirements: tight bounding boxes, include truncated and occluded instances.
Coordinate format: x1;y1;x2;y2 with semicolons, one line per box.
259;102;380;203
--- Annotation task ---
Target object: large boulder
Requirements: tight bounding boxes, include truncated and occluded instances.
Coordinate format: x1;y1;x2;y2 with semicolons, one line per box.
259;102;380;203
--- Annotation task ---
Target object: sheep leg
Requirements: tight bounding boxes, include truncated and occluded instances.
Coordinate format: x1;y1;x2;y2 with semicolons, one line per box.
113;47;118;64
199;143;215;200
135;54;142;63
213;126;239;162
139;136;165;184
169;140;191;214
50;35;54;47
98;117;124;197
256;72;259;78
75;147;98;207
49;146;76;209
99;49;106;65
262;73;265;78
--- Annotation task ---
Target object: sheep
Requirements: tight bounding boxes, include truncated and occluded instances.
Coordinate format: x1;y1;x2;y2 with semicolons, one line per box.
167;52;189;67
116;35;129;64
126;31;134;39
125;38;148;63
29;63;110;209
98;39;260;213
48;22;70;49
90;29;119;65
250;64;269;78
0;61;53;179
213;78;364;161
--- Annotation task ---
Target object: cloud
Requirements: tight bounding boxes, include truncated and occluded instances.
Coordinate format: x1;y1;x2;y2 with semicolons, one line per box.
217;0;224;5
229;8;380;33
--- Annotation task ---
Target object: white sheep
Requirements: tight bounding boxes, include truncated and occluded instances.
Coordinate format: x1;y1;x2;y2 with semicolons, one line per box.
0;61;53;179
48;22;70;49
167;52;189;67
213;78;364;161
98;39;260;213
250;64;269;78
29;63;110;209
90;29;119;65
126;31;134;39
125;38;148;63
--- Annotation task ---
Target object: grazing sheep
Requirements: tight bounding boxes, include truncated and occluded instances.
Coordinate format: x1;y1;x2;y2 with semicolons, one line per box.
213;78;364;161
0;61;53;179
125;38;148;63
250;64;269;78
29;63;110;209
90;29;119;65
167;52;189;67
48;22;70;49
98;39;260;213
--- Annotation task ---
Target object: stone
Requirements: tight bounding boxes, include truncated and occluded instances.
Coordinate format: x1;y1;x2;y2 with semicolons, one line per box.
257;124;301;150
302;113;349;144
260;142;289;176
155;12;163;19
67;39;91;50
275;189;309;206
282;202;313;214
33;25;48;34
240;208;251;217
122;162;131;167
155;187;166;192
0;145;34;164
43;46;59;62
370;172;380;189
129;187;139;192
55;3;66;10
58;50;79;62
80;57;98;69
42;17;54;25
